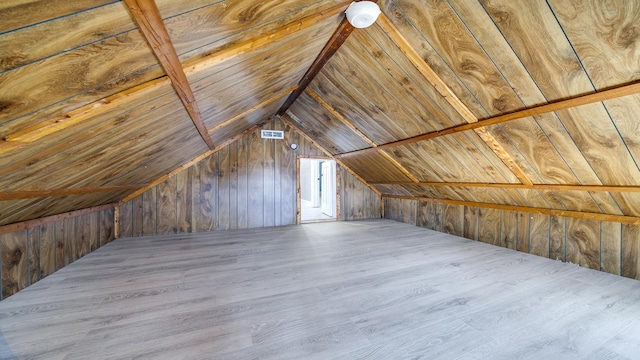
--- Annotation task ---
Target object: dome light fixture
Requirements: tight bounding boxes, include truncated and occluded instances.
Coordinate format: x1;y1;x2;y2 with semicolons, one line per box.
345;1;381;29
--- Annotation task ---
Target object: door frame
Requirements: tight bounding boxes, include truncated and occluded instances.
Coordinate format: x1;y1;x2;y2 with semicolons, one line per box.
296;156;340;224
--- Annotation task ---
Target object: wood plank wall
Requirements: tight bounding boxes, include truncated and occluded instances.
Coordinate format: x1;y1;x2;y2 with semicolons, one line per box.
384;197;640;280
0;208;115;300
119;118;380;236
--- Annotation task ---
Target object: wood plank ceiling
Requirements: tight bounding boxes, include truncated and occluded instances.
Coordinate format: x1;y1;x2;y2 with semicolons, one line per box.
1;0;640;226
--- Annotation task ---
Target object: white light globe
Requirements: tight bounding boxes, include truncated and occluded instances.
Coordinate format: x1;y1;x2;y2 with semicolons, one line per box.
345;1;381;28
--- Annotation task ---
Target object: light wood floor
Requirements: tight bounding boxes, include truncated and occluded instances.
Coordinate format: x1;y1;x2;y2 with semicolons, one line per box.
1;219;640;359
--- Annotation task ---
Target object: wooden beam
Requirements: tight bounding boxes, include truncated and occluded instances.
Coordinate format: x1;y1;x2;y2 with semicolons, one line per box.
0;203;117;235
208;86;297;133
123;0;215;149
305;88;377;147
0;78;170;156
377;13;477;123
473;127;532;185
281;114;382;196
0;185;145;201
337;81;640;157
377;13;531;185
182;2;351;76
0;5;348;156
384;194;640;225
278;1;378;115
377;149;419;183
372;181;640;193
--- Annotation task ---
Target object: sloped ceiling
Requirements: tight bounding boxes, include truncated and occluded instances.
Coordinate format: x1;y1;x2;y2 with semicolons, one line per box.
1;0;640;226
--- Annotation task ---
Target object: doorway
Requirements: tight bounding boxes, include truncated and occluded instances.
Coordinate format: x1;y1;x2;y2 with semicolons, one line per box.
298;158;337;223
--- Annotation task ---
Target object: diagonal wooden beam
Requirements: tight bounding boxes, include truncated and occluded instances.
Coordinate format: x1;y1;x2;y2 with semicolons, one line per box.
0;185;146;201
336;81;640;157
377;13;476;124
306;87;419;183
0;78;169;156
372;181;640;193
384;194;640;225
123;0;215;149
377;12;532;185
0;4;349;156
305;88;377;147
278;1;380;115
377;149;419;183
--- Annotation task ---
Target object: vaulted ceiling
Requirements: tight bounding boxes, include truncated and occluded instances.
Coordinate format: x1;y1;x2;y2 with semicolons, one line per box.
1;0;640;226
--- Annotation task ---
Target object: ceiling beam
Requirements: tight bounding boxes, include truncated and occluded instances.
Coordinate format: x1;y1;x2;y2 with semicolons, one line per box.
377;150;420;183
337;81;640;158
123;0;215;149
0;203;117;235
377;13;476;123
384;194;640;225
307;89;420;183
373;181;640;193
0;4;346;156
0;185;145;201
277;1;378;115
0;78;169;156
305;88;378;147
377;13;532;185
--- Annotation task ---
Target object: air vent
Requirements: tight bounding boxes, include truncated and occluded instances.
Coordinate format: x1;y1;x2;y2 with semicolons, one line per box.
261;130;284;139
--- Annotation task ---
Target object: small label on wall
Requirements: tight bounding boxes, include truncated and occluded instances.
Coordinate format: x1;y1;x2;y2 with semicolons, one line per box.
261;130;284;139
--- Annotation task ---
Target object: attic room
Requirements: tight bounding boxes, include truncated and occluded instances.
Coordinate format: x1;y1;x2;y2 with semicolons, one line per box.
1;0;640;358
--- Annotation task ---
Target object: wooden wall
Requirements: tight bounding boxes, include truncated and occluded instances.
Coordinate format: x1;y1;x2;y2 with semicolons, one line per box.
0;207;115;300
384;197;640;280
119;118;380;236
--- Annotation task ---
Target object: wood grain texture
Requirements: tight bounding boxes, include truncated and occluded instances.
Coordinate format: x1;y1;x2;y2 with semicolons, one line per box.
288;91;372;154
529;213;550;258
549;0;640;90
463;206;479;241
566;218;600;270
443;204;464;237
123;0;215;149
0;0;113;34
622;224;640;279
1;230;27;299
501;210;518;250
478;208;500;246
118;119;380;236
157;175;177;235
601;221;621;275
0;0;217;72
277;10;355;115
39;223;56;279
549;215;566;262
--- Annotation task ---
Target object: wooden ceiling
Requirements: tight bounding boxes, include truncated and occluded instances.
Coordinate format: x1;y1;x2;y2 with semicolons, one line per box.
1;0;640;226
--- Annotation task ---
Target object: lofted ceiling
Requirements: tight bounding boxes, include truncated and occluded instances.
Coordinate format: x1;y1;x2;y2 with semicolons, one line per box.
1;0;640;227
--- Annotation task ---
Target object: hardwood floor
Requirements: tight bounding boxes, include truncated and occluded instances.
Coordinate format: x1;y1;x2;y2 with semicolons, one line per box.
1;219;640;359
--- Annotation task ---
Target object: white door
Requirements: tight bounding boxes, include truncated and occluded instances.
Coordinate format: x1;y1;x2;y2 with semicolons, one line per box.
320;161;335;216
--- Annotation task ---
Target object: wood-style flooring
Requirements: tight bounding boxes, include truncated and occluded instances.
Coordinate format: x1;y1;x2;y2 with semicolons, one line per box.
1;219;640;359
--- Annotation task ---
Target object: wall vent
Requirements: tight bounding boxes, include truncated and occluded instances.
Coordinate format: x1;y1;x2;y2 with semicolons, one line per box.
261;130;284;139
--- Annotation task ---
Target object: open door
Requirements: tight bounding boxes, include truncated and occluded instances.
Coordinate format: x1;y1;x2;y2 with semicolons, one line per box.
320;160;335;217
299;158;337;223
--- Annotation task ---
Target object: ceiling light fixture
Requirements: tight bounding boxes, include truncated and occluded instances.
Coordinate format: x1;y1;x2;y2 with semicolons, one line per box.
345;1;381;28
